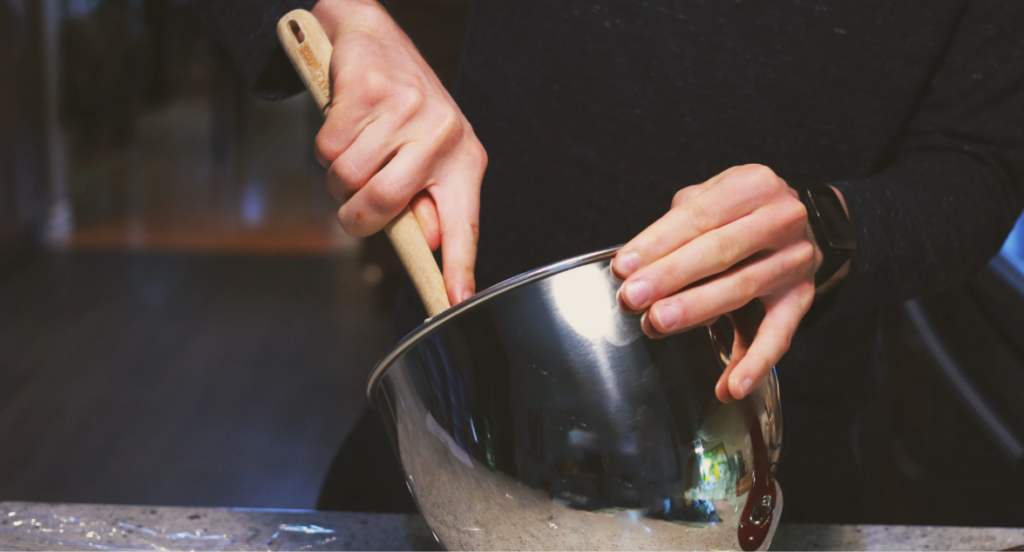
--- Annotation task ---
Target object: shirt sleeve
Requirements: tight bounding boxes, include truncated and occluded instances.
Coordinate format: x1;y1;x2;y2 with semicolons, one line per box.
189;0;320;100
820;0;1024;324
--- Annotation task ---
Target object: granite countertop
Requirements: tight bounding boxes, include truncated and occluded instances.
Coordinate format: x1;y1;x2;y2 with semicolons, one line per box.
0;501;1021;551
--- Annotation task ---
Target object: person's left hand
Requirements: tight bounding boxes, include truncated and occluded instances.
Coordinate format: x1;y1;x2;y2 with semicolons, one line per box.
613;164;823;403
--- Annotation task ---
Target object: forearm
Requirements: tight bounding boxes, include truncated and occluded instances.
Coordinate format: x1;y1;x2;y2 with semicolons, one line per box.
191;0;392;99
191;0;319;98
311;0;390;43
816;151;1023;323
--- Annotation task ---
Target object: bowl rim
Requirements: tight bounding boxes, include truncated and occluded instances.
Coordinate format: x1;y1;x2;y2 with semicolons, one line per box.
365;245;622;403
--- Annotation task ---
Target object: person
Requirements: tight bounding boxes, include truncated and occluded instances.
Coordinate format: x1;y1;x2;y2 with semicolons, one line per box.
193;0;1024;522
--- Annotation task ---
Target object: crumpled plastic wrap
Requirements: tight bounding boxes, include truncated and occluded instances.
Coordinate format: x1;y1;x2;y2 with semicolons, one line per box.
264;523;341;551
0;509;341;551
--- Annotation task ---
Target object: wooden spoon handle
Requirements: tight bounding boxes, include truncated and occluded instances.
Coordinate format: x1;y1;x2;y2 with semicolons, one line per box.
277;9;451;318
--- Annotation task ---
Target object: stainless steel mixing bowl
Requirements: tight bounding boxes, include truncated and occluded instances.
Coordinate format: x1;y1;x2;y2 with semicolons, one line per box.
367;247;783;551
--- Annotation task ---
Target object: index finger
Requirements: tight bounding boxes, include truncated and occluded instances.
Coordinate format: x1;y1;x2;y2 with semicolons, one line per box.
612;165;773;279
718;287;809;401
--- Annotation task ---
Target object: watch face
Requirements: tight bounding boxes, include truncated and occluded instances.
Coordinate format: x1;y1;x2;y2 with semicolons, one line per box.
811;188;856;249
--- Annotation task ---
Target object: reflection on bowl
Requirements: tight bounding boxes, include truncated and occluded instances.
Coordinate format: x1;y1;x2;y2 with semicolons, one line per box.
370;248;783;551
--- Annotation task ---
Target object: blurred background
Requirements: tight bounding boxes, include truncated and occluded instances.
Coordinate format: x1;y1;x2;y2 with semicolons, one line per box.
0;0;1022;524
0;0;467;509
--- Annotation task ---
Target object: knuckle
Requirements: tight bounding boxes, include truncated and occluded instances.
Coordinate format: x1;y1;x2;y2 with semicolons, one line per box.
474;143;489;172
391;85;426;117
794;240;816;267
786;197;809;225
325;166;349;200
799;285;816;311
333;37;362;72
710;235;736;269
658;264;685;294
775;199;809;236
431;107;463;149
366;174;405;214
783;181;801;202
737;164;787;192
737;272;761;299
357;67;391;105
686;199;714;233
747;163;777;182
735;163;766;179
773;176;789;193
328;158;360;194
672;187;691;208
779;332;794;353
314;130;342;164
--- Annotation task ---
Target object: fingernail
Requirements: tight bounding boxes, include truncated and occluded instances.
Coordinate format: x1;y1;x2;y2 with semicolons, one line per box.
654;304;681;330
717;379;734;403
740;378;754;396
615;252;641;277
623;280;653;308
461;290;474;303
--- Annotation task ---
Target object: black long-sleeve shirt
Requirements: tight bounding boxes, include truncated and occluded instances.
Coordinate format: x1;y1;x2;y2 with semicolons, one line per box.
193;0;1024;520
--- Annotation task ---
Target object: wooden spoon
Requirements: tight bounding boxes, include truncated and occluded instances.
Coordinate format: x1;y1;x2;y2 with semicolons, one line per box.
277;9;451;318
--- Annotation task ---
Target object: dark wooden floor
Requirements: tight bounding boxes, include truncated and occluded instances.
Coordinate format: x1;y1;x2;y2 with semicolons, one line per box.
0;249;395;508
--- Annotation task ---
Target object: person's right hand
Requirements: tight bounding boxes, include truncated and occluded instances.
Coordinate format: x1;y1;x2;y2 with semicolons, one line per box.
310;0;487;305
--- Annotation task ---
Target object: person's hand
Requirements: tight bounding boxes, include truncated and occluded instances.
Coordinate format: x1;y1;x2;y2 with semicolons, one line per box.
612;164;837;402
311;0;487;305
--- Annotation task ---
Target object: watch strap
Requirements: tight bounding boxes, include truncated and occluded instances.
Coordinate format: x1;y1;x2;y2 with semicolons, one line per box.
797;184;855;288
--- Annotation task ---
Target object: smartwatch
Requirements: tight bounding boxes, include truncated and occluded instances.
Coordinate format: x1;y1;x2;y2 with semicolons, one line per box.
796;184;855;287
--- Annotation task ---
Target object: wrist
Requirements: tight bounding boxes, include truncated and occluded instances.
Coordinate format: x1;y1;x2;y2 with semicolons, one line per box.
816;259;850;295
828;185;849;218
796;183;855;289
311;0;392;43
814;185;850;294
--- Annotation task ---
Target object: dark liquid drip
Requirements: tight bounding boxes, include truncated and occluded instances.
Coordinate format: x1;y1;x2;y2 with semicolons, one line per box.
737;413;776;551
